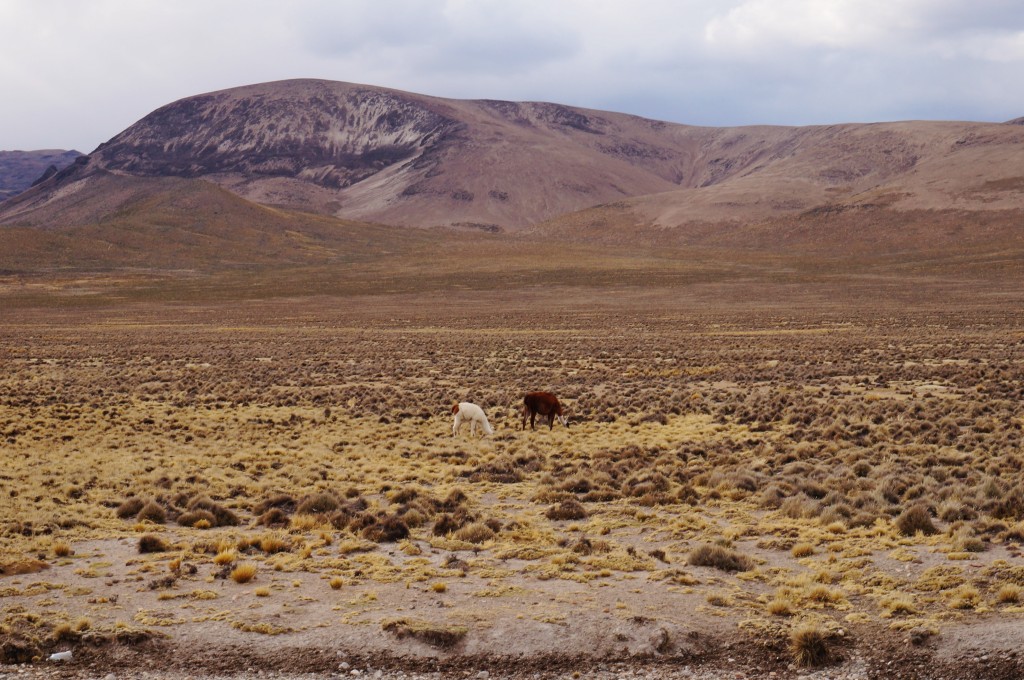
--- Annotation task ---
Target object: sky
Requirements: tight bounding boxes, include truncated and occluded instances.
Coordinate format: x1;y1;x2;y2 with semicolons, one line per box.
2;0;1023;152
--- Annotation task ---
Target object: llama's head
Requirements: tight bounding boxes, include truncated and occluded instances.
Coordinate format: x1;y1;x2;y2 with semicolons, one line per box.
559;415;568;428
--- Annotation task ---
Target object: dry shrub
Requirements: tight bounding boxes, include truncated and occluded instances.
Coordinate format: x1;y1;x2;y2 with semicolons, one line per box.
896;504;938;536
453;522;495;544
545;499;588;521
399;507;428;528
115;497;145;519
254;493;296;515
432;512;468;536
362;516;410;543
441;488;468;511
687;543;753;573
779;497;809;519
258;507;290;527
53;541;73;557
138;534;169;553
790;624;831;667
187;496;239;527
177;509;216;528
136;501;166;524
622;471;670;498
296;492;341;515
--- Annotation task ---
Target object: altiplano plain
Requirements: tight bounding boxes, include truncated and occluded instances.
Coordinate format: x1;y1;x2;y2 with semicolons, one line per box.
1;78;1023;679
2;272;1023;679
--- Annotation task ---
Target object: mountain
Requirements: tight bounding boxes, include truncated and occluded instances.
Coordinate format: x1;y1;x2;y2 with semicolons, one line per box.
2;79;1022;263
0;149;82;201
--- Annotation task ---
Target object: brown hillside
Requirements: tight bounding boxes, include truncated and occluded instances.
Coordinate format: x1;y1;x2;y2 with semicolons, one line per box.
0;171;438;272
2;79;1022;276
5;79;1021;236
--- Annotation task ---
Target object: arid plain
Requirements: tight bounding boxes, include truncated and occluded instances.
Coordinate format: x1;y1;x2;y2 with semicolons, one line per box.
2;243;1024;679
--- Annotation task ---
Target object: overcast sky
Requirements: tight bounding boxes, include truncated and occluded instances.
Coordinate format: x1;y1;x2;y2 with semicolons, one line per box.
2;0;1023;152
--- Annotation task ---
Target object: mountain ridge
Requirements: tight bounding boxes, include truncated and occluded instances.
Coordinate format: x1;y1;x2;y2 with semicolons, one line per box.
2;79;1022;268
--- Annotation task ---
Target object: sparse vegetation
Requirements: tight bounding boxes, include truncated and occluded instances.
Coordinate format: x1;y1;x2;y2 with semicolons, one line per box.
687;543;753;573
790;624;831;667
3;289;1024;673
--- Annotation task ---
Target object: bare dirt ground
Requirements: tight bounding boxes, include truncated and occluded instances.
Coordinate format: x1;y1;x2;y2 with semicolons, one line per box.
2;283;1024;679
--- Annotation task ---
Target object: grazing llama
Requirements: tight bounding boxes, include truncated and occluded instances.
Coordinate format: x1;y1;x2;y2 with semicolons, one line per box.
522;391;568;430
452;402;494;437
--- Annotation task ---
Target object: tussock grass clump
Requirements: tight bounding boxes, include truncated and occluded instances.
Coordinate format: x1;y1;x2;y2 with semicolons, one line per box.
362;516;410;543
791;542;815;558
53;541;73;557
687;543;753;573
258;533;292;554
177;509;216;528
453;522;495;544
896;504;938;536
767;597;795;616
115;497;145;519
790;624;831;667
254;493;297;514
948;585;981;610
213;550;237;566
545;499;588;521
186;496;239;527
258;508;290;527
880;594;917;617
135;501;166;524
138;534;170;553
433;511;473;536
230;563;257;583
296;492;341;516
996;583;1021;604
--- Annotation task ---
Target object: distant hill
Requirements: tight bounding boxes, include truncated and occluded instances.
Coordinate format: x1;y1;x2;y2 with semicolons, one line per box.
1;79;1022;271
0;149;82;201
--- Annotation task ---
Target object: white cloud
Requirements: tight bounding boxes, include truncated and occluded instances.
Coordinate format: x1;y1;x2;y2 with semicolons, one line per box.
703;0;919;53
0;0;1022;150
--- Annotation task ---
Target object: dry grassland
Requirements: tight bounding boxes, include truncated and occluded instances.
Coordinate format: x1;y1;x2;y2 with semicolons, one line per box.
1;289;1023;676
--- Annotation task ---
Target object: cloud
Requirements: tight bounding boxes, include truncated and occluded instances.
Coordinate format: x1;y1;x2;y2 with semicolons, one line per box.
0;0;1023;151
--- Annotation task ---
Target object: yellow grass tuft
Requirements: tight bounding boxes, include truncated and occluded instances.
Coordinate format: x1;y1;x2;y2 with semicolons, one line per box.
230;563;257;584
996;583;1022;604
213;550;237;566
